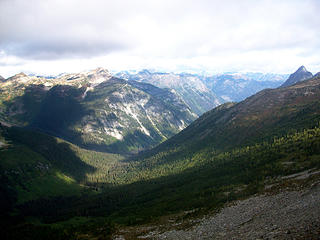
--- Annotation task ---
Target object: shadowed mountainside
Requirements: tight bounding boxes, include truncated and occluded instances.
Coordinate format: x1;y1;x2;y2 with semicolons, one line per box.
0;69;196;153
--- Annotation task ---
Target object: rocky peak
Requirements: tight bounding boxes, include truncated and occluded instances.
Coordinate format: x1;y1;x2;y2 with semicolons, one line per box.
5;72;30;83
89;67;110;75
85;67;112;86
297;65;307;72
138;69;152;75
57;67;112;87
13;72;28;78
281;66;313;88
0;75;5;82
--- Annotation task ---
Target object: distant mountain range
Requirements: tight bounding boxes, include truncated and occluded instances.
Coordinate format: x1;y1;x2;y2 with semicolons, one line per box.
203;72;288;102
116;70;221;116
116;70;288;113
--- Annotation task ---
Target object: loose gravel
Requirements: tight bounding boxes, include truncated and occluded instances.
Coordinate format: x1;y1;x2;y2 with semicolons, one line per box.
153;183;320;240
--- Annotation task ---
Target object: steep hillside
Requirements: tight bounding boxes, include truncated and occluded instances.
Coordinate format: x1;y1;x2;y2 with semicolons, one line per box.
0;68;196;153
117;70;221;115
0;125;124;205
145;73;320;159
281;66;313;87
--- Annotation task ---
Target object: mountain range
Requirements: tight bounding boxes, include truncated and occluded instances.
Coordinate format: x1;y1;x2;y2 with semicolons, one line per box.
117;70;288;113
0;68;196;153
203;72;288;102
0;66;319;239
116;70;222;116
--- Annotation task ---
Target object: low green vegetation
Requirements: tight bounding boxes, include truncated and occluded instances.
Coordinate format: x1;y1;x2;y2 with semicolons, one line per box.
1;122;319;239
1;75;320;239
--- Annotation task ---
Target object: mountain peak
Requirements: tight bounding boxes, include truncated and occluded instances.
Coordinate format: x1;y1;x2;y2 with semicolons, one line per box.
5;72;29;82
16;72;28;78
92;67;109;74
83;67;110;76
138;69;152;75
297;65;307;73
281;66;313;88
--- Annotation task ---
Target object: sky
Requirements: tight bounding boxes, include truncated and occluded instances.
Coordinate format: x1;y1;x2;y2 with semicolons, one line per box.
0;0;319;78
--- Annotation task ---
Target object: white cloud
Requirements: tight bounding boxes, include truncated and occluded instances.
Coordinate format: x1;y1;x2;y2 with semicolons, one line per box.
0;0;319;77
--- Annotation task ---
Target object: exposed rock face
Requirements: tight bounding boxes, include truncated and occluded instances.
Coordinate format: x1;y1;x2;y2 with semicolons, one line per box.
281;66;313;87
116;70;221;116
0;68;196;153
118;70;289;109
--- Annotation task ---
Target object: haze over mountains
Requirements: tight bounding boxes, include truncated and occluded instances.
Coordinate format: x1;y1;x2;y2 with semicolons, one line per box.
117;70;288;113
203;72;288;102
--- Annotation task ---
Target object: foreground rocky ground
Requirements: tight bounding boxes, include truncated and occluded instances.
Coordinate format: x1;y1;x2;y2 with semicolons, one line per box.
155;187;320;239
113;170;320;240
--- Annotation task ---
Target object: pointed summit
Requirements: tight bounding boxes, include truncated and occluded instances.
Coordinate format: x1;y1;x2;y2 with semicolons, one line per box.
281;66;313;87
297;65;307;72
0;75;5;82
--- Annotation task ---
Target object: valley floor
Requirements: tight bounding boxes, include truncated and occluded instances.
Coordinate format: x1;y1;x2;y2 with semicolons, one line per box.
112;170;320;240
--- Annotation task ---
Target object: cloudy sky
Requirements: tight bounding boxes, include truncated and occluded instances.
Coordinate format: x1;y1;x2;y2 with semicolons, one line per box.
0;0;319;77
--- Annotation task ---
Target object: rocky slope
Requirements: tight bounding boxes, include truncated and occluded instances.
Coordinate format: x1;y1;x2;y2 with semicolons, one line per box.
0;68;196;153
281;66;313;87
116;70;221;116
117;170;320;240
